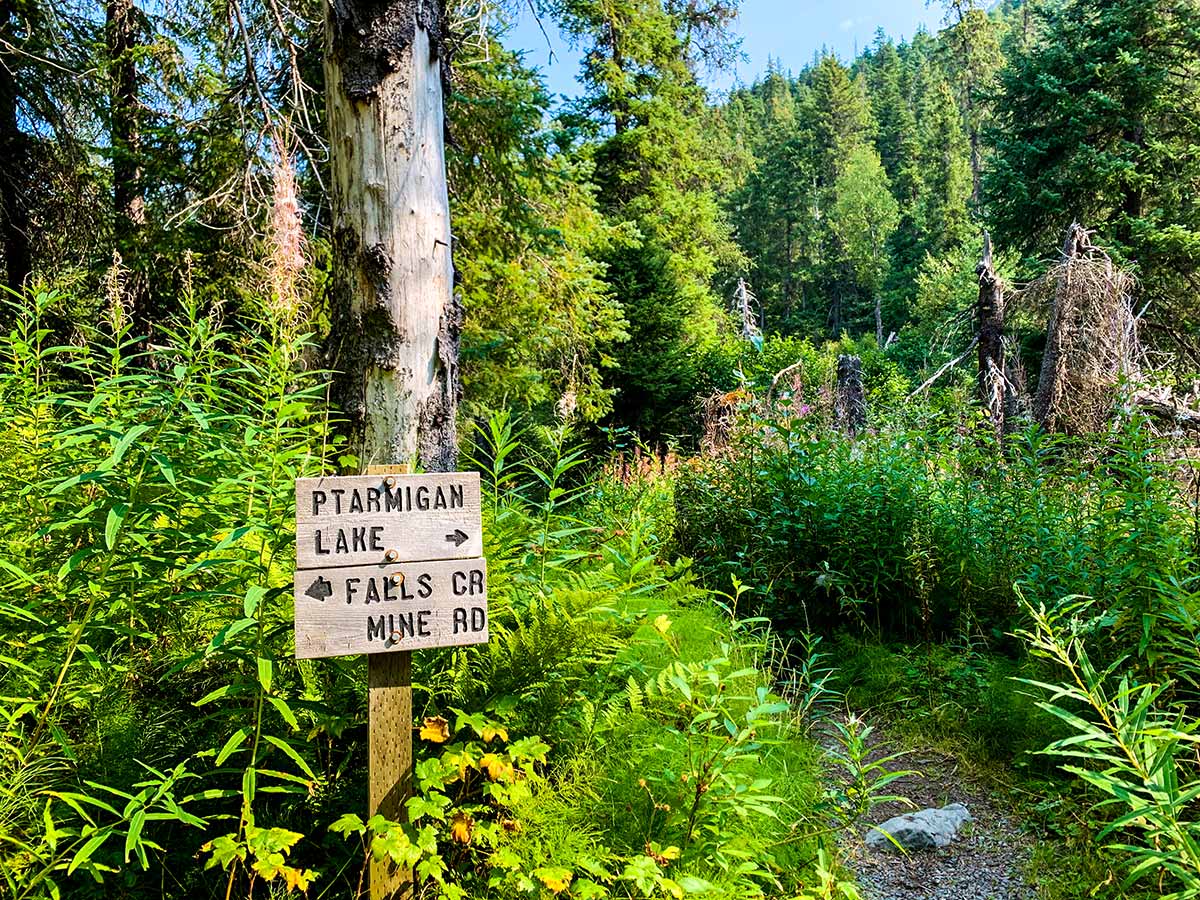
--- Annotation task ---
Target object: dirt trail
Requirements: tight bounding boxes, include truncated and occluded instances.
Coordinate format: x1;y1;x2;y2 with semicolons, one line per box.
832;722;1036;900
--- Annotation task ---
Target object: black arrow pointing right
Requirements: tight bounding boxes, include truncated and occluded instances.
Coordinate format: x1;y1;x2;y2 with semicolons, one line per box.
445;528;468;547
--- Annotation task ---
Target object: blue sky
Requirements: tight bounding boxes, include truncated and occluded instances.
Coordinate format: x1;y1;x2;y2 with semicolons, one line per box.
502;0;940;101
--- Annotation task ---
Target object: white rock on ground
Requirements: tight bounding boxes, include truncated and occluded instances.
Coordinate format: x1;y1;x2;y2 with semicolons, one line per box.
865;803;974;853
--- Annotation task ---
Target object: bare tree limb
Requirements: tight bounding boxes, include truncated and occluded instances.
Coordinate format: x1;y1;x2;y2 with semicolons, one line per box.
907;338;979;400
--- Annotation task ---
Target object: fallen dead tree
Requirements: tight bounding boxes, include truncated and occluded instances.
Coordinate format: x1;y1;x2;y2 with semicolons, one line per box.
907;338;977;400
1131;387;1200;432
1024;223;1141;433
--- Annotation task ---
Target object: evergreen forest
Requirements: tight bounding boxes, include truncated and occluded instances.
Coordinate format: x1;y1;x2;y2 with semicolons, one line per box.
3;1;1200;899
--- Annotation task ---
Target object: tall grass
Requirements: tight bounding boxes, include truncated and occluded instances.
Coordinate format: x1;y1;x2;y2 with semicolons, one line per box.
0;286;334;897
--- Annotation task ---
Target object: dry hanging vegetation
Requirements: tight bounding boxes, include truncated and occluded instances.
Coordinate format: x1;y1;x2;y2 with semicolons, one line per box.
1008;222;1200;439
1023;223;1142;434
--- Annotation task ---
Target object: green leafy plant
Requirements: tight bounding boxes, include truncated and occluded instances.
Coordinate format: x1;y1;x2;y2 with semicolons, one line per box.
0;286;336;898
821;715;914;830
1018;596;1200;898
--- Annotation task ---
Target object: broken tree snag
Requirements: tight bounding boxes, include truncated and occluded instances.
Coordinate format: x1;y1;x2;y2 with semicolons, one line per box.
834;354;867;436
0;0;32;294
1021;221;1141;434
1032;222;1089;430
734;278;761;344
976;231;1005;441
324;0;460;471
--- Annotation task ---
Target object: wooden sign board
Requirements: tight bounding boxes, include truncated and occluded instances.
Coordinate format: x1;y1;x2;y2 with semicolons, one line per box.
294;557;489;659
295;471;482;569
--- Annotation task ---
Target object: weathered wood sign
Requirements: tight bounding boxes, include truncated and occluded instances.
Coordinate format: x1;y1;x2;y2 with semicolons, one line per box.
295;471;483;568
294;558;488;658
293;470;488;661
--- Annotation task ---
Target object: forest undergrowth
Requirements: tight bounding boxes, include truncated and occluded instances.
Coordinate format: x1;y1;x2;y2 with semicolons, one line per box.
6;0;1200;897
0;291;907;900
675;346;1200;899
3;292;1200;900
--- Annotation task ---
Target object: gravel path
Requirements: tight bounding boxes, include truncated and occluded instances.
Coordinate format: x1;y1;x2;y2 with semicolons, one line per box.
830;722;1036;900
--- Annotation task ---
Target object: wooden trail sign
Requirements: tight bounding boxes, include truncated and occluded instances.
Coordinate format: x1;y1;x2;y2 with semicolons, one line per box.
293;470;488;658
293;466;489;900
294;558;488;658
295;471;482;569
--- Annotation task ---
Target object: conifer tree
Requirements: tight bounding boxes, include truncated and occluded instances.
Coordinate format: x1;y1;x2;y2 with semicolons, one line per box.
917;79;972;254
730;64;813;328
552;0;743;437
940;0;1001;206
0;1;94;294
867;35;918;193
809;56;873;188
984;0;1200;344
448;43;628;423
831;146;899;339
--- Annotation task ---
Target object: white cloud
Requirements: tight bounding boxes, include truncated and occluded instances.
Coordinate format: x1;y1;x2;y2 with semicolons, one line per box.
839;17;856;30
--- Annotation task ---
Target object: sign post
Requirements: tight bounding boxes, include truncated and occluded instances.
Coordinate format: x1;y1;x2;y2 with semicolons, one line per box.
294;465;487;900
365;465;413;900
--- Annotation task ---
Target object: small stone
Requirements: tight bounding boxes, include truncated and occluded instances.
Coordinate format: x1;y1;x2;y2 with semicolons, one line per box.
865;803;974;853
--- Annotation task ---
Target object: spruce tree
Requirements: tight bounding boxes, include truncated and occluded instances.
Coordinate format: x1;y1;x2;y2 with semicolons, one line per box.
917;79;972;255
831;146;900;339
553;0;743;438
939;0;1001;206
984;0;1200;343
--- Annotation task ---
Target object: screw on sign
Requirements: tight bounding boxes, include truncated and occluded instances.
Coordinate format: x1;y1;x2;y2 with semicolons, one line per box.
294;467;488;898
293;557;488;657
295;471;484;569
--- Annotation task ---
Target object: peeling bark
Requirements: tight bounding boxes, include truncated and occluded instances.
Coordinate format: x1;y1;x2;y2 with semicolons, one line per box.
1033;222;1089;430
325;0;459;471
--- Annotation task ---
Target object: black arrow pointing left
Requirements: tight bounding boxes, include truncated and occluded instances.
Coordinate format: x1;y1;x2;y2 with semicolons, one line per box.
305;576;333;602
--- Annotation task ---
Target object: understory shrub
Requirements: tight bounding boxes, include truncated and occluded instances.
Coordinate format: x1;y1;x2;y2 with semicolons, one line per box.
832;636;1065;765
0;298;876;900
1018;596;1200;898
676;402;1196;657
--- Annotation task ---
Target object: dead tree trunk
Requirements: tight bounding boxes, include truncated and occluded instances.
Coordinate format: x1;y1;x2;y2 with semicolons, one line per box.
835;354;867;436
874;296;883;346
325;5;457;900
325;0;460;471
735;277;760;343
976;231;1005;441
107;0;149;330
0;0;31;293
1033;222;1089;430
107;0;144;237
